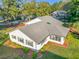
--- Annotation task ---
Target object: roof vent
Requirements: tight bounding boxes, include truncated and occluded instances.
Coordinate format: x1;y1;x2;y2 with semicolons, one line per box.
47;22;51;24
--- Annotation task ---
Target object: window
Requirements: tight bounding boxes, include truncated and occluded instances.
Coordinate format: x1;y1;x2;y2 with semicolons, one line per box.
18;37;24;43
55;36;61;42
12;35;16;39
40;39;46;45
26;40;27;44
50;35;61;42
27;41;33;47
26;40;33;47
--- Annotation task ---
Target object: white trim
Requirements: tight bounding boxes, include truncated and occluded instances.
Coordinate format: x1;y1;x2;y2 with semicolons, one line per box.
36;36;50;50
9;30;36;50
35;36;65;50
49;37;64;44
61;37;65;44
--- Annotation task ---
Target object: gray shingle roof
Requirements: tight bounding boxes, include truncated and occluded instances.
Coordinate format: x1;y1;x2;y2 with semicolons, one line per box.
19;16;69;43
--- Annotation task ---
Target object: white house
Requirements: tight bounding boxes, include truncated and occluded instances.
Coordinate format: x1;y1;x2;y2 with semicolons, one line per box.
9;16;69;51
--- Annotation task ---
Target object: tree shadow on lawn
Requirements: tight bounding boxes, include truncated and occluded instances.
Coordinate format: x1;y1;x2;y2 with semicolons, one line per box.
0;46;30;59
41;51;67;59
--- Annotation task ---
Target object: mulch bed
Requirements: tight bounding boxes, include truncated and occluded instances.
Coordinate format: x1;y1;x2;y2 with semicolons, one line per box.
27;50;33;58
3;40;22;48
47;40;68;48
37;51;43;58
15;23;25;29
27;50;43;59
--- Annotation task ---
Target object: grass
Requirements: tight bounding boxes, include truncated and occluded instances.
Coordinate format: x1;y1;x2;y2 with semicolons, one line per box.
41;51;66;59
4;40;23;48
40;32;79;59
73;21;79;31
15;56;22;59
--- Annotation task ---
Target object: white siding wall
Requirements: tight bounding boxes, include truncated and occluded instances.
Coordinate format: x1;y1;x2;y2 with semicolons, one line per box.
9;30;36;50
61;37;65;44
36;36;50;50
35;36;65;50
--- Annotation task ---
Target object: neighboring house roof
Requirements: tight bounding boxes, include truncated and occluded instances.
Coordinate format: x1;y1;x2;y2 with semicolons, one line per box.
52;10;67;16
51;11;69;22
19;16;69;43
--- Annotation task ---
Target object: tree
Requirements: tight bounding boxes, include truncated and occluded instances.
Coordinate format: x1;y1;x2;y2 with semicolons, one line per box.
36;2;52;16
0;0;20;21
51;1;64;11
67;0;79;24
22;0;36;20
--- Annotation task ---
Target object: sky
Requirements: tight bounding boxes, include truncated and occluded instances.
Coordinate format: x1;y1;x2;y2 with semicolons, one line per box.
36;0;61;4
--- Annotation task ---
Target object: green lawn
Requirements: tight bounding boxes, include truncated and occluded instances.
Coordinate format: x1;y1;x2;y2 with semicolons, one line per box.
41;32;79;59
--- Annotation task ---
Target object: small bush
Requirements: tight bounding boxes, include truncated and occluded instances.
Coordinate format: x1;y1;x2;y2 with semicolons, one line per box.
0;41;4;46
0;33;8;46
40;47;46;54
72;32;79;39
22;47;30;54
32;52;37;59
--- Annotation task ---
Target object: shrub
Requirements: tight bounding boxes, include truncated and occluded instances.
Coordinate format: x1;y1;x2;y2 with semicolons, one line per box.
0;41;4;46
0;32;9;46
40;47;46;53
72;32;79;39
32;52;37;59
22;47;30;54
